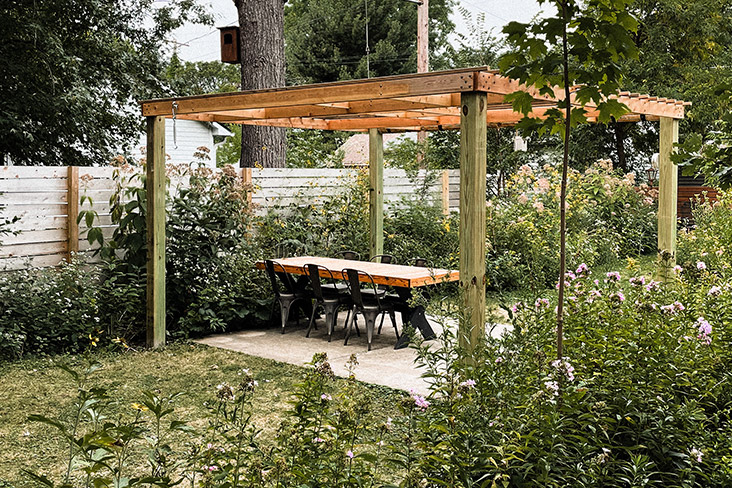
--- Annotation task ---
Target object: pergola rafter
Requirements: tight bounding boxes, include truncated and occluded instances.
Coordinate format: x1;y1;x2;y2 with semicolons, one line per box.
140;67;688;350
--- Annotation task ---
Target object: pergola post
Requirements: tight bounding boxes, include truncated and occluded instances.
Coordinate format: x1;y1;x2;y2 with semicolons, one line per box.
146;116;166;348
656;116;679;280
369;128;384;260
458;92;487;355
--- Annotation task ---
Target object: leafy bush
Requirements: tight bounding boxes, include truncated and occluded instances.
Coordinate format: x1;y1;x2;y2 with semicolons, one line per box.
255;170;370;257
678;189;732;281
0;259;101;360
413;265;732;486
487;160;657;289
95;163;270;340
384;200;459;270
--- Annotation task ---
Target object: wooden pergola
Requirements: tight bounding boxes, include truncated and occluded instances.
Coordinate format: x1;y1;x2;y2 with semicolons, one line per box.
140;67;688;349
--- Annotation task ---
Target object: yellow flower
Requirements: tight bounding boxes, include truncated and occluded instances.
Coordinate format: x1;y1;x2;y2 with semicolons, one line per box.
131;403;149;412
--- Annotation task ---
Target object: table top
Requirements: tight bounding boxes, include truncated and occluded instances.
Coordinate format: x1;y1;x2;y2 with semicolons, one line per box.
256;256;459;288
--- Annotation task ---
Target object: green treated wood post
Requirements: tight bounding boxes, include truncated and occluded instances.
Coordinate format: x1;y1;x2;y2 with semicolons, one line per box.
369;128;384;260
656;117;679;281
146;116;166;348
458;92;487;356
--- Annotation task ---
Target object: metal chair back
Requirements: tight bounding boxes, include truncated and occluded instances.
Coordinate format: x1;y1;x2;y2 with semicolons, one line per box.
344;268;381;310
370;254;396;264
265;260;296;298
305;264;337;301
338;250;361;261
413;257;430;268
276;239;307;258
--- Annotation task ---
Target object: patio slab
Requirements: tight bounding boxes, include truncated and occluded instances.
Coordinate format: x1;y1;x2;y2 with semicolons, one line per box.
197;314;512;395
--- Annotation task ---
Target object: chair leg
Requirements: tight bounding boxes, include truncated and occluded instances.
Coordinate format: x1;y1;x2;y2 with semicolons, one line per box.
365;311;378;352
377;312;386;334
322;302;338;342
280;300;293;334
328;307;340;342
344;306;357;345
306;300;319;338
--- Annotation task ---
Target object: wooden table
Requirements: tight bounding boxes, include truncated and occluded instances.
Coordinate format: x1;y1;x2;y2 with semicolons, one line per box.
256;256;459;348
255;256;459;287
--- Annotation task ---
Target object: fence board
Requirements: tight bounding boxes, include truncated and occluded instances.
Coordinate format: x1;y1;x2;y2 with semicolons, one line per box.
1;166;461;270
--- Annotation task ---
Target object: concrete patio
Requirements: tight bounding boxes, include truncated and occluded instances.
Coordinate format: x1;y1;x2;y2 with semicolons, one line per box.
197;312;511;395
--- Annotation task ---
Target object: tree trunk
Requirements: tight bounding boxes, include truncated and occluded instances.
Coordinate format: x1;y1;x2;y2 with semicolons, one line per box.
234;0;287;168
613;121;627;173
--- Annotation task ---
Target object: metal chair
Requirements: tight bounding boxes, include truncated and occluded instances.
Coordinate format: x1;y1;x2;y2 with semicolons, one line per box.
304;264;354;342
264;260;312;334
413;257;431;268
370;254;396;264
276;239;307;258
337;250;361;261
343;268;399;351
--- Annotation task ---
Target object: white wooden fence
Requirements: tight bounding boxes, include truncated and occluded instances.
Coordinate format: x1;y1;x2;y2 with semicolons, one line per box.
0;166;459;271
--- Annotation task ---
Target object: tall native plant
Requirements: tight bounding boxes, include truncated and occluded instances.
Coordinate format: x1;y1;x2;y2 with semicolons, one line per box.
498;0;638;363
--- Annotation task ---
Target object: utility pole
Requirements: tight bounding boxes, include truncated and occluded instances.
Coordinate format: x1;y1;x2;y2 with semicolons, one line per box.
416;0;428;154
417;0;428;74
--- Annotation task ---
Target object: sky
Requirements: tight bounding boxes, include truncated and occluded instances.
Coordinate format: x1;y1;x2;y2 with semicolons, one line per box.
169;0;544;63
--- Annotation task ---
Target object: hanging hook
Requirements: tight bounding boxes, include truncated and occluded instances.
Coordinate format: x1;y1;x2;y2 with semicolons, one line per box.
171;101;179;150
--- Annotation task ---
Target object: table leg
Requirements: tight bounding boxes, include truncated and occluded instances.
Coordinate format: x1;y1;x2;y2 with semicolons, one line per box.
392;288;436;349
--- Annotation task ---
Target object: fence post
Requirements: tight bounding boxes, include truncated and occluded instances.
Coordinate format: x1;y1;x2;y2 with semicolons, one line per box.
441;170;450;216
67;166;79;262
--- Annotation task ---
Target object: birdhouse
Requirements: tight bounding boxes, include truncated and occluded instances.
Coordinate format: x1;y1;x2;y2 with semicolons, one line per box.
219;26;240;64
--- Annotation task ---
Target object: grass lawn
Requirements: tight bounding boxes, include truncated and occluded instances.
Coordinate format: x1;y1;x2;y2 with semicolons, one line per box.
0;342;401;485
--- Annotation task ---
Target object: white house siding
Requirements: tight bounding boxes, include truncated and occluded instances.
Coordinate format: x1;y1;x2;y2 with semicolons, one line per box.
137;120;232;168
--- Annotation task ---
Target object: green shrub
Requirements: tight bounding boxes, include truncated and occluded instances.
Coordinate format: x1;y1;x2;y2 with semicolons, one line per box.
413;266;732;486
96;163;270;340
0;259;100;359
678;189;732;281
487;160;657;289
254;170;370;257
384;200;459;270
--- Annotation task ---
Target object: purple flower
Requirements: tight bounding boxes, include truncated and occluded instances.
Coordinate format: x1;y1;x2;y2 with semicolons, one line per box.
610;291;625;303
629;276;646;286
551;357;575;382
673;265;683;274
409;389;431;410
645;280;660;292
587;289;602;303
313;437;325;443
535;298;550;309
495;356;504;364
321;393;332;401
697;317;712;345
575;263;590;276
606;271;621;281
690;447;703;463
708;286;722;296
544;380;559;396
459;379;476;388
346;450;354;459
697;261;707;270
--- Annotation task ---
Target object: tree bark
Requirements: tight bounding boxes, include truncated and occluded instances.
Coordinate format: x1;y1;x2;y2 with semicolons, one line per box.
613;121;627;173
234;0;287;168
